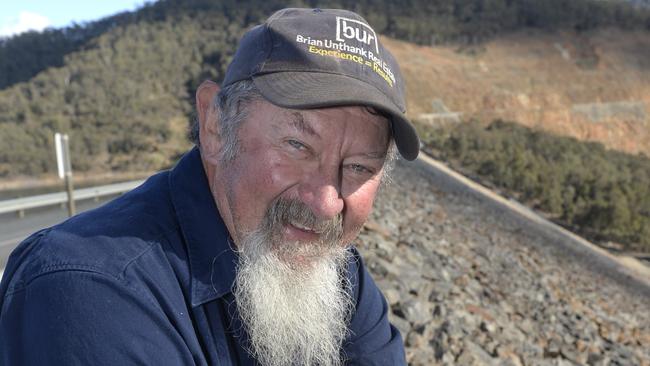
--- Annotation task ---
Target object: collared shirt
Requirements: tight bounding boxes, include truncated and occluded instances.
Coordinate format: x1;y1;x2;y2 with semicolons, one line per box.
0;148;405;365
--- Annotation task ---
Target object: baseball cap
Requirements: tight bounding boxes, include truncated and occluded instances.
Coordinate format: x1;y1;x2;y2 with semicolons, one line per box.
222;8;420;161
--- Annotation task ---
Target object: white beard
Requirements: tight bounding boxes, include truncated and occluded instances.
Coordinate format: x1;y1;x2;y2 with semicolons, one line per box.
233;200;354;366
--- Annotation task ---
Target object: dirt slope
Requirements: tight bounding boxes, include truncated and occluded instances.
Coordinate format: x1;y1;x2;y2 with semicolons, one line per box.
385;28;650;156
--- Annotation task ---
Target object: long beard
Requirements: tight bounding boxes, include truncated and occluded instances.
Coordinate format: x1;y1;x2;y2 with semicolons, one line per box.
233;198;354;366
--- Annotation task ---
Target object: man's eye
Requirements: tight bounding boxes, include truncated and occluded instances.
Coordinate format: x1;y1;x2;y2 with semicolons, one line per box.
287;139;306;150
348;163;374;174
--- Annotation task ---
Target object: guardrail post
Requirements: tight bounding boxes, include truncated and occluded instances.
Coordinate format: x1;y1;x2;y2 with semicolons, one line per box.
56;133;76;217
63;134;76;217
65;171;76;217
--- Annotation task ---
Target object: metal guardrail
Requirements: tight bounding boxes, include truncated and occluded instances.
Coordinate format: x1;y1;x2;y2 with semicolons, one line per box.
0;180;145;216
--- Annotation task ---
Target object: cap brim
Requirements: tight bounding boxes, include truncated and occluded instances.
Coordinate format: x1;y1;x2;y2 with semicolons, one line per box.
252;72;419;161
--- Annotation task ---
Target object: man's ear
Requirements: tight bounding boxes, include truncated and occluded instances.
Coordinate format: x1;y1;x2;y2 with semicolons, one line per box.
196;80;221;164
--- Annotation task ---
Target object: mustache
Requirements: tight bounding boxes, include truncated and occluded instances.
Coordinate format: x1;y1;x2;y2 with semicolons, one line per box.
263;197;343;245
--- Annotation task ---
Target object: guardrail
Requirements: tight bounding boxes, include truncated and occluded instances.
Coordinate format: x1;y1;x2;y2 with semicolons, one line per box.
0;180;145;216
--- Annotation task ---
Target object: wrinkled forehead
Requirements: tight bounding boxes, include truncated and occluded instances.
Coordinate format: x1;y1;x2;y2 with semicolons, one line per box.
250;98;392;144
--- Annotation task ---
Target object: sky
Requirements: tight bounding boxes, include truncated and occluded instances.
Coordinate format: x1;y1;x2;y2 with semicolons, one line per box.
0;0;152;37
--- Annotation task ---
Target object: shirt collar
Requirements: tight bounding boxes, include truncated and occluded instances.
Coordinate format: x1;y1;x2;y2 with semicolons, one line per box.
169;147;239;307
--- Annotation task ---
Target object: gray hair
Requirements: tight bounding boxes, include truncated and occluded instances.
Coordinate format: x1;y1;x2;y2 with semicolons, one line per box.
190;79;261;162
189;79;398;176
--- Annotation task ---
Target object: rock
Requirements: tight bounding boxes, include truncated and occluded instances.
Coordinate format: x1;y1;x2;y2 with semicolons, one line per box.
480;320;497;334
430;323;448;361
405;330;426;348
496;345;525;366
428;282;453;301
389;312;412;337
457;340;497;366
555;359;578;366
432;303;447;319
406;347;435;366
392;299;431;326
365;257;389;278
363;220;392;239
544;338;561;358
561;344;588;365
517;318;535;336
382;287;400;306
587;352;604;364
562;333;575;345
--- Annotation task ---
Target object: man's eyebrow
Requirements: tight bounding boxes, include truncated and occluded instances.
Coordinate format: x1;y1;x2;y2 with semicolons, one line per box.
360;151;387;160
290;112;320;138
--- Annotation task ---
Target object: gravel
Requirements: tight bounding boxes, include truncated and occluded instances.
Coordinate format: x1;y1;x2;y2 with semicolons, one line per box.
356;159;650;366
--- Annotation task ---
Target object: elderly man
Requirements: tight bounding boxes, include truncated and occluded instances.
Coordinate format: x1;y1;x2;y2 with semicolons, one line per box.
0;8;418;366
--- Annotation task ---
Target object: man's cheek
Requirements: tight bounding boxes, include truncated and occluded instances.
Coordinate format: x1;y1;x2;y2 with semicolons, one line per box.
346;197;378;227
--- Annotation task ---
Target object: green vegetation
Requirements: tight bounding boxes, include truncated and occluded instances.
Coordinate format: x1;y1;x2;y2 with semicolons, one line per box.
1;0;650;179
0;13;137;90
419;120;650;252
0;8;241;177
3;0;650;90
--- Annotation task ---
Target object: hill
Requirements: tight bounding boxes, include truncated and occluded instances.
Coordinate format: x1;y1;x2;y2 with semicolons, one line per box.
1;0;650;180
2;0;649;91
388;30;650;157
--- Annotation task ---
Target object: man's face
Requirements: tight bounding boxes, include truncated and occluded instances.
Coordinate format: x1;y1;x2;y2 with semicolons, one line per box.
205;97;390;265
196;83;391;365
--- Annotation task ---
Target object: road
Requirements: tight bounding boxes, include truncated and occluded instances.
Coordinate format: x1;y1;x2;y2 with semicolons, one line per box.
0;196;118;278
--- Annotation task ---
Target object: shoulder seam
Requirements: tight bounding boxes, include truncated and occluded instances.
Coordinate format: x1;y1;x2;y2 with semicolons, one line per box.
4;265;123;297
3;265;172;318
4;225;180;297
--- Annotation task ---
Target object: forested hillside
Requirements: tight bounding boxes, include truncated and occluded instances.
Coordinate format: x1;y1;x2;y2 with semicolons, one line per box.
0;11;236;176
2;0;650;90
1;0;649;178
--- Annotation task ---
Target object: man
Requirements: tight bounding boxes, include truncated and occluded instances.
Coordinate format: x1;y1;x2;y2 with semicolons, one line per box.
0;8;419;366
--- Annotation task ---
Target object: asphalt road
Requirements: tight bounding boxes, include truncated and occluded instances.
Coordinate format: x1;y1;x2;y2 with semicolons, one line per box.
0;196;117;278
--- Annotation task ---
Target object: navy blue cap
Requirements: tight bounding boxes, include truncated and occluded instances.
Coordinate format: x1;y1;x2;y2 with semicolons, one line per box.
223;8;420;161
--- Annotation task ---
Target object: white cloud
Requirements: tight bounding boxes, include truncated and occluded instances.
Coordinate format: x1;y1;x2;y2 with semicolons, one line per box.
0;12;51;38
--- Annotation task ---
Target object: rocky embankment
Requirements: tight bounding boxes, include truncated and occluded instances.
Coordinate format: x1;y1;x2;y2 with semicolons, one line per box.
357;158;650;366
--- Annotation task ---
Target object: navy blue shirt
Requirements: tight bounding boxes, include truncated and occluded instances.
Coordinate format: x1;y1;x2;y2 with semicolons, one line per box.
0;148;405;365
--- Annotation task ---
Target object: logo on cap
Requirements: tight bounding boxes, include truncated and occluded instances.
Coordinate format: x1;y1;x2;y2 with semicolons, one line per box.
335;17;379;54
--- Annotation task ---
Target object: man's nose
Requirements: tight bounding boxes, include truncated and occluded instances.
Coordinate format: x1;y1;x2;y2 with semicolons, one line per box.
298;167;344;220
